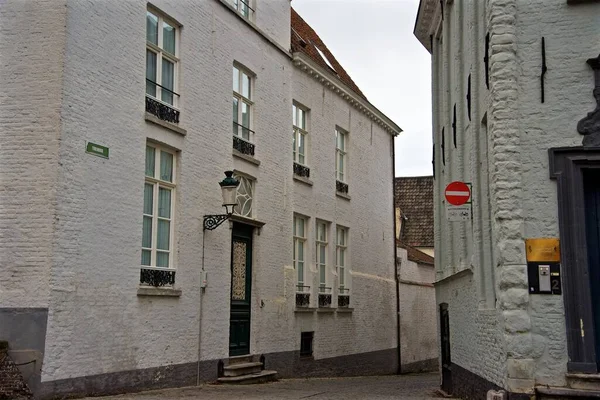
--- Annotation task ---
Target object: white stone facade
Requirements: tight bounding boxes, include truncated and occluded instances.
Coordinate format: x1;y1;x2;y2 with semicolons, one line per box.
0;0;401;397
415;0;600;397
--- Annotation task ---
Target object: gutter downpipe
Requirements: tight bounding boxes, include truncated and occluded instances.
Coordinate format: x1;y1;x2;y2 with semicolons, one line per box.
392;135;402;375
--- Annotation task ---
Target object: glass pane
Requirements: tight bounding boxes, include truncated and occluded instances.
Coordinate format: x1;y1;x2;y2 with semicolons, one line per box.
297;218;304;237
161;59;174;105
293;217;296;236
298;261;304;284
298;134;305;164
339;266;345;285
163;22;176;54
233;97;239;136
319;245;325;264
320;264;326;285
142;216;152;248
242;73;250;98
299;109;305;130
293;105;297;127
241;102;250;140
160;151;173;182
338;153;344;179
293;238;296;260
318;223;326;241
292;130;297;160
233;67;239;92
298;241;304;261
145;146;155;177
157;251;169;268
339;249;345;266
241;1;249;18
143;183;153;215
158;188;171;218
146;12;158;45
146;50;157;97
141;249;151;266
157;219;170;250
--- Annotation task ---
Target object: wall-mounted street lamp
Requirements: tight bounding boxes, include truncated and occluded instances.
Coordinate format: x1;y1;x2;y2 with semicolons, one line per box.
203;171;240;231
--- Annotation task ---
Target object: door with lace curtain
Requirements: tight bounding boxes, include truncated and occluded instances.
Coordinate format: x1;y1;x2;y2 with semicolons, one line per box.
229;223;253;356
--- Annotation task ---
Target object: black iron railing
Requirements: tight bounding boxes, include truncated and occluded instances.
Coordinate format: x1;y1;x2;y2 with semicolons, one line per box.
233;129;255;156
338;287;350;308
336;180;349;194
293;162;310;178
145;95;180;124
140;267;176;287
296;285;310;307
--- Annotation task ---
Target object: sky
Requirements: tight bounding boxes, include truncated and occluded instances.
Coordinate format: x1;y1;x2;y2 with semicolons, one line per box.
292;0;432;177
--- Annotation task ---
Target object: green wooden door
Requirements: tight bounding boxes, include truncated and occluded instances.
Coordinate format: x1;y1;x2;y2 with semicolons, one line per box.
229;223;253;356
584;170;600;367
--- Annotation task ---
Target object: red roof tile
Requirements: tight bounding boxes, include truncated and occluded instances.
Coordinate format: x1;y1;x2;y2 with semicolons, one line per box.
395;176;434;248
291;8;367;100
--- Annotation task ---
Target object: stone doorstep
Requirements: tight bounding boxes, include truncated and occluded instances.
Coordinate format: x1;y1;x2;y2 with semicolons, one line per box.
567;373;600;391
537;386;600;398
227;354;256;365
223;362;263;377
217;370;277;385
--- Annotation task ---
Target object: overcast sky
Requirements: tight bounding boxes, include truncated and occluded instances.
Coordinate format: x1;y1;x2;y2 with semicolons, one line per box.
292;0;432;177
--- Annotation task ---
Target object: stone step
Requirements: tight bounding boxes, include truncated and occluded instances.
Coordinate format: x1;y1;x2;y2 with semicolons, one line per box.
217;370;278;385
227;355;255;365
537;386;600;399
223;362;263;377
567;373;600;391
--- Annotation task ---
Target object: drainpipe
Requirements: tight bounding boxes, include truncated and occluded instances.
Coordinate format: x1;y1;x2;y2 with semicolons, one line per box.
391;135;402;375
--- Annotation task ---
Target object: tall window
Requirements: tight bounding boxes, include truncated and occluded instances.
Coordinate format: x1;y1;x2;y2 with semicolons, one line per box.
146;10;179;107
142;144;176;268
293;104;308;166
316;221;328;291
336;128;348;182
233;66;253;142
294;215;307;289
336;226;348;289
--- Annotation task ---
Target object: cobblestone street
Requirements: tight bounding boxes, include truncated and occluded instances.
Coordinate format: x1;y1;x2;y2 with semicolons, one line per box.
83;373;441;400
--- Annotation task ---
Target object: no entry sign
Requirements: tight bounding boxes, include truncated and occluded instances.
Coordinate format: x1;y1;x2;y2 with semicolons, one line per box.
445;181;471;206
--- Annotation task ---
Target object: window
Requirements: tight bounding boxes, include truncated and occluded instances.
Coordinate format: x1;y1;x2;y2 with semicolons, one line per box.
233;174;254;218
300;331;314;357
294;215;307;290
233;66;253;142
146;10;179;108
230;0;254;19
142;143;176;269
336;226;348;290
335;127;348;182
316;221;328;291
293;104;308;166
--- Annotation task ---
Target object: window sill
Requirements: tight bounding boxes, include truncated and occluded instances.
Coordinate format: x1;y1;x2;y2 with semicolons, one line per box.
337;307;354;313
294;307;316;313
293;175;313;186
233;149;261;166
145;113;187;136
137;286;182;297
317;307;336;313
336;191;351;201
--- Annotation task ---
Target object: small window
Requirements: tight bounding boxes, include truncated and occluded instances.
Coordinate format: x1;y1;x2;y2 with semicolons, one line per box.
300;331;314;357
335;127;348;183
316;220;328;291
233;174;254;218
231;0;254;19
312;42;335;71
293;103;309;167
336;226;348;290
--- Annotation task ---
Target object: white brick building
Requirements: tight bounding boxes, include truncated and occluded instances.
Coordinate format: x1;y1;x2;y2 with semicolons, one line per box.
415;0;600;398
0;1;402;398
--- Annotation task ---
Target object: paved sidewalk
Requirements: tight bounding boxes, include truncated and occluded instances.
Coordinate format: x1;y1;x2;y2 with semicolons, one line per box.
83;373;442;400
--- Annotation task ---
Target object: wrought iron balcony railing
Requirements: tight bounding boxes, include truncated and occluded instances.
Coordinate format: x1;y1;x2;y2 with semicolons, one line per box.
336;180;349;194
140;266;176;287
233;132;255;156
338;287;350;308
145;81;180;124
296;285;310;308
293;162;310;178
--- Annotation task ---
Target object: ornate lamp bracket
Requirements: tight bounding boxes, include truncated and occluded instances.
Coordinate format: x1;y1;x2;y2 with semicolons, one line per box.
577;54;600;146
203;214;231;231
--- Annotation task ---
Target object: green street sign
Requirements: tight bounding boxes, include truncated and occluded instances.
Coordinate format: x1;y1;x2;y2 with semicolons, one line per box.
86;142;109;159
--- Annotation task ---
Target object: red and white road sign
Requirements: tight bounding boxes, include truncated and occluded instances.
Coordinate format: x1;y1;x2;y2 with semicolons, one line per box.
445;181;471;206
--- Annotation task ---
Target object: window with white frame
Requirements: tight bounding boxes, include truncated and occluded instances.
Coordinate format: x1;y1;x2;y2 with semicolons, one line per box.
336;226;348;290
230;0;254;19
316;221;328;292
293;104;308;166
233;66;253;142
146;9;179;107
142;143;176;269
294;215;307;291
233;174;254;218
335;127;348;182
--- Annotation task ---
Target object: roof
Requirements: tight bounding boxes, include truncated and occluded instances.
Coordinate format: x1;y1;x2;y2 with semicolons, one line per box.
395;176;434;248
290;8;367;101
397;241;435;266
413;0;439;53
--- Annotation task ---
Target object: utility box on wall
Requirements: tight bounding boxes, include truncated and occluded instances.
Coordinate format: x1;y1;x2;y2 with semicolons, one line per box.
525;238;561;295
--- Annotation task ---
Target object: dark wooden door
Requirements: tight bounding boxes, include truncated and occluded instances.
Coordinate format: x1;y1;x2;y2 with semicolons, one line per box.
584;170;600;367
229;223;253;356
439;303;452;395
